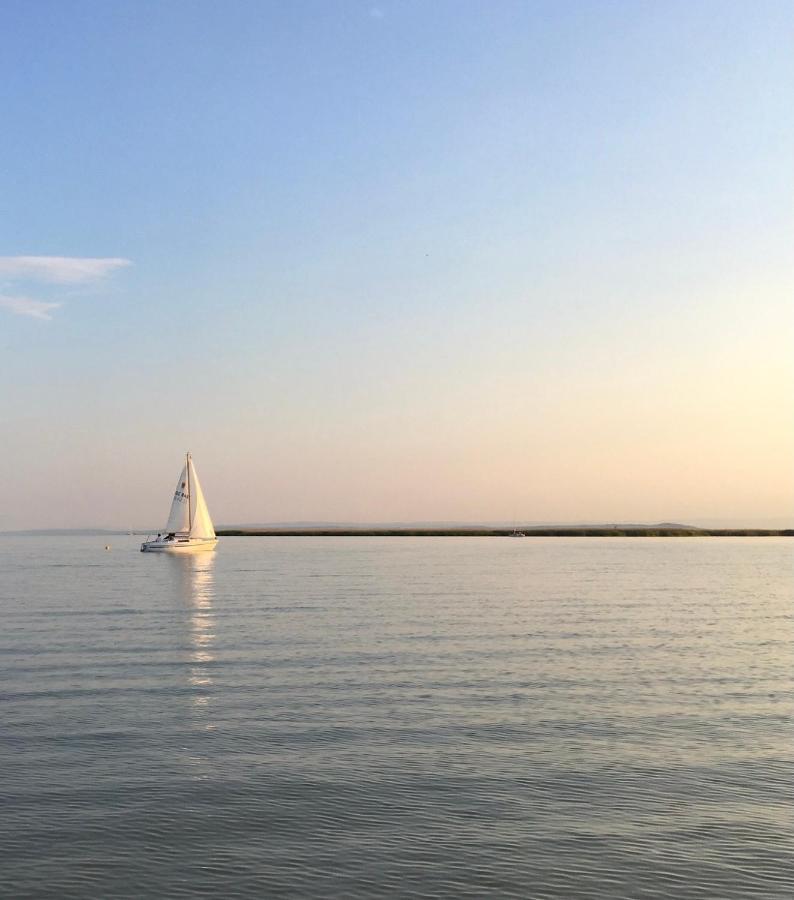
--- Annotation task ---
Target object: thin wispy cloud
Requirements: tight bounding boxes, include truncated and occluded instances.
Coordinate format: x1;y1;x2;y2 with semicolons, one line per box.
0;255;131;320
0;294;62;320
0;255;131;284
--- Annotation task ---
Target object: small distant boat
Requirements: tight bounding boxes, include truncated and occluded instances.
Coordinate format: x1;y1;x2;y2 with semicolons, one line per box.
141;453;217;553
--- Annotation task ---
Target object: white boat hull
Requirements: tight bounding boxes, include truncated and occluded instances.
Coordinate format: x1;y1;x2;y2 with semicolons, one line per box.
140;538;218;553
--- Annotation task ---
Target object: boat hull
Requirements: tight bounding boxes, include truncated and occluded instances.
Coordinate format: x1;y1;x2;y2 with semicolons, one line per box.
140;538;218;553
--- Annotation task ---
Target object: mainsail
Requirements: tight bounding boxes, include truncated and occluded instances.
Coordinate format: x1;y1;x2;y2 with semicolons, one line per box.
163;455;216;539
164;463;191;533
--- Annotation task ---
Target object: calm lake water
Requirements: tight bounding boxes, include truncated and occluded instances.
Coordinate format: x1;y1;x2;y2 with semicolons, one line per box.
1;536;792;899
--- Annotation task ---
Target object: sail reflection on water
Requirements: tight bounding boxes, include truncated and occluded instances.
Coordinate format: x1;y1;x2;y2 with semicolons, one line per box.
171;551;217;713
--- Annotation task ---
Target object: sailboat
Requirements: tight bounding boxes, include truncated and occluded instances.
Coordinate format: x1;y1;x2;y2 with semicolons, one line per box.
140;453;218;552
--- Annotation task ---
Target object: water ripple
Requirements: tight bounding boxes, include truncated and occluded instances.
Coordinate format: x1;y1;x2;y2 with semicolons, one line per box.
0;536;792;898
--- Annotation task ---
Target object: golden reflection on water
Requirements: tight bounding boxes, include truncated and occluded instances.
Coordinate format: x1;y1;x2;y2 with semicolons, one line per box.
169;551;217;717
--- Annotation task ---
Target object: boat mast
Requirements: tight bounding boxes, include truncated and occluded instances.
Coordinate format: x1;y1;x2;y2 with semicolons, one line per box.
186;451;192;532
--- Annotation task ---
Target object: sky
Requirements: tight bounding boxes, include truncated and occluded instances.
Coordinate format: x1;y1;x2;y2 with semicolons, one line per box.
1;0;792;530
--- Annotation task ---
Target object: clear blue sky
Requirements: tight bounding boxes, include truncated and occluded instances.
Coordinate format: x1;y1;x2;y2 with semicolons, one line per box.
1;0;792;529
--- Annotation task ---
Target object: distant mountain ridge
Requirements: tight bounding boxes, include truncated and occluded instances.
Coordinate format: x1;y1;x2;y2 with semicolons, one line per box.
217;520;702;531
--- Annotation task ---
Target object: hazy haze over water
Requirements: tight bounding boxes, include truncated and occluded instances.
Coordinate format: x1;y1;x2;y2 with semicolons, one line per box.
1;536;792;898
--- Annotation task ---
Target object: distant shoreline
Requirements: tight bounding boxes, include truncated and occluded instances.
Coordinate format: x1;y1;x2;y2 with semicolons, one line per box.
216;528;792;537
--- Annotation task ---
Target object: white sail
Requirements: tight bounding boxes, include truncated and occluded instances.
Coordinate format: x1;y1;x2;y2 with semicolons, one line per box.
164;463;191;533
187;456;215;539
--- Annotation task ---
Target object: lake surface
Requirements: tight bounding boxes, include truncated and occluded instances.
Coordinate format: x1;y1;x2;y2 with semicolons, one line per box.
1;536;792;899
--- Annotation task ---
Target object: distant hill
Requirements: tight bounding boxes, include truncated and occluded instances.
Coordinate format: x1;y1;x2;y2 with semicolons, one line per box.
0;528;152;536
217;520;704;532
